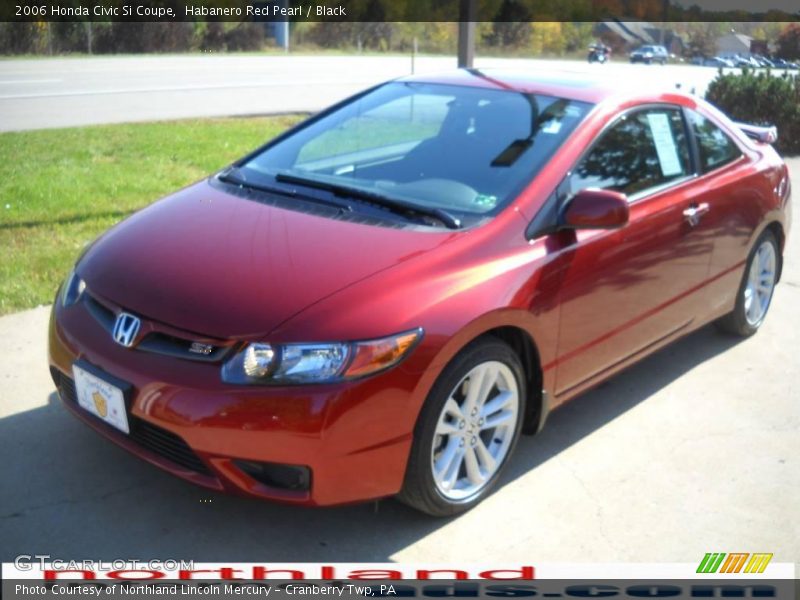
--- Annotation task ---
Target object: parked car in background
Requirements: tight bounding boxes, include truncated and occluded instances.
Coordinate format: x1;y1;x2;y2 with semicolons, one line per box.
771;57;799;70
704;56;735;68
630;45;669;65
728;54;762;68
49;70;791;516
752;55;775;68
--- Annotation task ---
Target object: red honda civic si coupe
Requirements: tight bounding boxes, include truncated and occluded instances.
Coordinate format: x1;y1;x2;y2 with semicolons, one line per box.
49;70;790;516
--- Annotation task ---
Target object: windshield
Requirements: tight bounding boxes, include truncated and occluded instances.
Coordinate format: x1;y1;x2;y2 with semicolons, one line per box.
238;81;593;226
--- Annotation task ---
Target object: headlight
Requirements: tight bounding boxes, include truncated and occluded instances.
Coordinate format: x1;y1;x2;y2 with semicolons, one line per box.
221;329;422;385
60;269;86;307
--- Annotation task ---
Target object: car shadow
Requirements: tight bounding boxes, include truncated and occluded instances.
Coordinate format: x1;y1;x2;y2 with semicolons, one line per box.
0;323;742;562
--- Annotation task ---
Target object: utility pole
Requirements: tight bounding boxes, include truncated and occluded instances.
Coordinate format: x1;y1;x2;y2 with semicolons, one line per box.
457;0;476;68
277;21;289;52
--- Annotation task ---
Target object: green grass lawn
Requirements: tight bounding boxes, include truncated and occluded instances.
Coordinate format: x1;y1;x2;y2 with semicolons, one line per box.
0;115;304;315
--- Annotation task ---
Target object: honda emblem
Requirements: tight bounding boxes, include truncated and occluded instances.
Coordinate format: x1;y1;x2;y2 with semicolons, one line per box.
112;312;141;348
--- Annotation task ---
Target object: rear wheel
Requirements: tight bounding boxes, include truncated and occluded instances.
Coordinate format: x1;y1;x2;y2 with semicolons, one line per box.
397;338;525;516
716;230;779;336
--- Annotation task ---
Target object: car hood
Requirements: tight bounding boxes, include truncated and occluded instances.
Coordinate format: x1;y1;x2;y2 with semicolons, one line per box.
79;180;453;339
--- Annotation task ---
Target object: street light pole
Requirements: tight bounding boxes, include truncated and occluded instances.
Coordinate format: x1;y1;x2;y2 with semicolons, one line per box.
457;0;477;68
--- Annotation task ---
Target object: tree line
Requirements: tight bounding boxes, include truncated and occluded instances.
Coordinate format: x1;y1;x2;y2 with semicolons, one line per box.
2;21;800;59
0;22;597;55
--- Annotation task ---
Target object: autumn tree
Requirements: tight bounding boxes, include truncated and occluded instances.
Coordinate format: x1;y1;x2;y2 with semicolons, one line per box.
530;22;565;55
776;23;800;60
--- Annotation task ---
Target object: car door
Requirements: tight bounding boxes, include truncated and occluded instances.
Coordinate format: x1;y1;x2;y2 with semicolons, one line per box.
681;108;755;319
551;105;717;397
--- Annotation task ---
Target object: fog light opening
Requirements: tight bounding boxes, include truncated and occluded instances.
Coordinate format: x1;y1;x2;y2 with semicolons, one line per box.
234;460;311;492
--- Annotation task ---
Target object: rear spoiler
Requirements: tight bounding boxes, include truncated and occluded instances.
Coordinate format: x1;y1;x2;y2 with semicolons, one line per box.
734;122;778;144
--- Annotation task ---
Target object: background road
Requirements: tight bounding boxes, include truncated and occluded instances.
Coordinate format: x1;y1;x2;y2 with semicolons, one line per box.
0;55;729;132
1;160;797;567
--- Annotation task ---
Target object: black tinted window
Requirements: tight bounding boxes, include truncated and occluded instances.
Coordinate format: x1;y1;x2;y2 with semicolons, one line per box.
687;109;742;172
570;108;691;197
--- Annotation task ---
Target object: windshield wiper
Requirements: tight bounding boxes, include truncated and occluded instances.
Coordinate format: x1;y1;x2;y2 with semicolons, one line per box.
275;172;462;230
219;166;295;196
218;167;353;213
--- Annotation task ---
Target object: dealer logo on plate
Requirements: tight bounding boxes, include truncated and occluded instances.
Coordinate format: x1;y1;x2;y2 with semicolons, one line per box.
92;391;108;418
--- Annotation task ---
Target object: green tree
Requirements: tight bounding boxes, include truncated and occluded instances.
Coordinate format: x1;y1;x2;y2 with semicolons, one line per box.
686;25;717;58
200;22;225;52
484;0;533;47
0;22;47;54
561;22;594;53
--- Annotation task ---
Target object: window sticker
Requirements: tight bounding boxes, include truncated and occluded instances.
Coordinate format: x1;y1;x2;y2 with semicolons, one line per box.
646;113;683;177
474;194;498;208
542;120;563;135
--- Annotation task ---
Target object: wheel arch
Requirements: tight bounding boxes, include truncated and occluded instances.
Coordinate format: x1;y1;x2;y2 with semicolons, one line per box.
475;326;548;436
417;319;550;438
748;219;786;283
765;221;785;283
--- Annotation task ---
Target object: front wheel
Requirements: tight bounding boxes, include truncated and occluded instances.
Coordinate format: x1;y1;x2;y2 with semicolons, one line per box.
397;338;525;516
716;230;779;336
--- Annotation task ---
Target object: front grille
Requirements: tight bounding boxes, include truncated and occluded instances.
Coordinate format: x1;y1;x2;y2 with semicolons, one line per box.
137;331;231;363
132;420;211;475
55;367;77;402
84;294;115;331
54;369;211;476
82;292;231;363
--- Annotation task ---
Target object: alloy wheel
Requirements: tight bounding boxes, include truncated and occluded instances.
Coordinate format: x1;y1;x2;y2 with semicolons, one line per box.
430;360;520;501
743;239;777;326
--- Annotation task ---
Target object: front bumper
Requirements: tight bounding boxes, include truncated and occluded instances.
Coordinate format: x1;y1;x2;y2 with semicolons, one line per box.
48;297;424;506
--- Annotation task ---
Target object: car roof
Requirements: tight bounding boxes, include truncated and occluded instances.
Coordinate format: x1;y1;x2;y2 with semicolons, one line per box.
396;68;684;106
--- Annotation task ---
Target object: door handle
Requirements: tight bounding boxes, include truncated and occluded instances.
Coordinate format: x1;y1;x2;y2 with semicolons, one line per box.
683;202;709;226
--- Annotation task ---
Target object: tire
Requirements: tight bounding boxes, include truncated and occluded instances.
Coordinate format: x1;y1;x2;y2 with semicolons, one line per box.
397;337;526;517
716;230;779;337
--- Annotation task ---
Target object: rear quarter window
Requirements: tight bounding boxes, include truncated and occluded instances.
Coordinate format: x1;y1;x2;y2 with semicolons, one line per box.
687;109;743;173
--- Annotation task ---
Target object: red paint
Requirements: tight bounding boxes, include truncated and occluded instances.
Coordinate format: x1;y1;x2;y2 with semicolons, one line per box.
562;189;630;230
49;73;791;506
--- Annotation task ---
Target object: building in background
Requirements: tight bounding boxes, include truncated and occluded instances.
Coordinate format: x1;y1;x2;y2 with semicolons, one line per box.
716;32;753;56
594;19;684;55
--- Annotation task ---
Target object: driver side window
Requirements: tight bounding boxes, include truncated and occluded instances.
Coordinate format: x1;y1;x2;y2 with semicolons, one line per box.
569;107;691;199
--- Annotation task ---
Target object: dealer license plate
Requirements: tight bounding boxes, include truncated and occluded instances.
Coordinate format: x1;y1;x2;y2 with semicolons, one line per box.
72;364;130;434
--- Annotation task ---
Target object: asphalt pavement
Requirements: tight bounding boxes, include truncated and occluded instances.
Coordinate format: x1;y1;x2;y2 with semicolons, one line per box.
0;158;797;566
0;55;729;132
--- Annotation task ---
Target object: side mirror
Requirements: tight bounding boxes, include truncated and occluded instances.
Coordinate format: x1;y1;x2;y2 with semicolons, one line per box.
561;188;629;230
